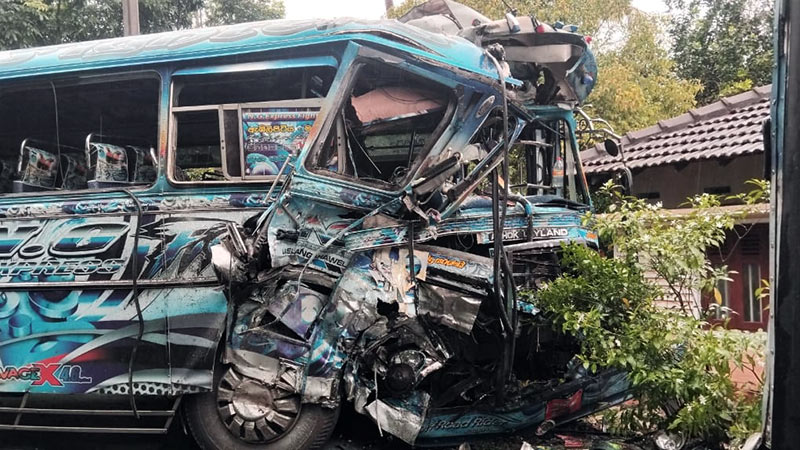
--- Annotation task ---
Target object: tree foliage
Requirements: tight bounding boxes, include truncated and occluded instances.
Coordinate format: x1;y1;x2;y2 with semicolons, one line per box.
389;0;699;135
205;0;285;26
533;185;766;444
590;179;769;316
666;0;773;104
0;0;285;51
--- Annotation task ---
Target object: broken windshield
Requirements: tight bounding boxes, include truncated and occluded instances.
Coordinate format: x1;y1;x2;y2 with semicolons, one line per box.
310;60;454;189
511;117;590;207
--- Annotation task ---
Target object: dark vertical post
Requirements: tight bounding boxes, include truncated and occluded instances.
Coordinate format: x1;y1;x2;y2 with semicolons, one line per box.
122;0;140;36
770;0;800;447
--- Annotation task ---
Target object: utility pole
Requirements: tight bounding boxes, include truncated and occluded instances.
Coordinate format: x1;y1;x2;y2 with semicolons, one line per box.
122;0;140;36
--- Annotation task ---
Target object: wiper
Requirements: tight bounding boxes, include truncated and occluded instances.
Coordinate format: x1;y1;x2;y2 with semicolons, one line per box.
532;197;589;211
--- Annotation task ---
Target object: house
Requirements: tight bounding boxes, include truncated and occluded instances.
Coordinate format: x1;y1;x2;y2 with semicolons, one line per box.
580;85;771;330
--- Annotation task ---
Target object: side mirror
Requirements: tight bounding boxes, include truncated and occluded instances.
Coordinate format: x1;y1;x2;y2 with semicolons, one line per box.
603;138;620;157
411;154;462;197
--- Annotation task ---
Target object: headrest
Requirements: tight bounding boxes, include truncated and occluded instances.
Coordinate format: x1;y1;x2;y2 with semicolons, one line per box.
127;146;157;183
89;142;129;183
18;146;58;189
60;153;88;190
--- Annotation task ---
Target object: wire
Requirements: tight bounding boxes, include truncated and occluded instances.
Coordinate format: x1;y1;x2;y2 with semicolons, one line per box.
119;188;144;419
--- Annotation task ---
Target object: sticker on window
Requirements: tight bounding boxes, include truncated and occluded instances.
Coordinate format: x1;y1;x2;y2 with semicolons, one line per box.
241;107;318;176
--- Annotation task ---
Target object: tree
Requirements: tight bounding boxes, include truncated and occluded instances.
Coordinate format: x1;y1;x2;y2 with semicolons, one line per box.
588;11;701;135
205;0;284;26
534;243;763;444
666;0;773;104
533;182;769;444
0;1;49;50
389;0;700;135
0;0;286;51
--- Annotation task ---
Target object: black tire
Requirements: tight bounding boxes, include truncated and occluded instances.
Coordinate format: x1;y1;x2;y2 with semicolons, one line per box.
184;367;339;450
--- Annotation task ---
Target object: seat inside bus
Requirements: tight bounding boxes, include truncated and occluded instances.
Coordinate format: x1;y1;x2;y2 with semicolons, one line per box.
0;76;159;194
86;137;157;188
13;140;87;192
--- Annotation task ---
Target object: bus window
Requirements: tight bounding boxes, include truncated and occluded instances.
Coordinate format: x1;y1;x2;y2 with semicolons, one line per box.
170;66;334;183
174;110;224;181
510;119;590;206
311;62;453;189
0;75;159;194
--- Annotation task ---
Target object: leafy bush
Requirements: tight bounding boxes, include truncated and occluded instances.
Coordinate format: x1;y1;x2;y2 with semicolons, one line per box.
533;244;762;444
530;181;768;445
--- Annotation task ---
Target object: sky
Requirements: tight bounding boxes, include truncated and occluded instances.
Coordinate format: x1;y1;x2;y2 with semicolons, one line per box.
284;0;669;20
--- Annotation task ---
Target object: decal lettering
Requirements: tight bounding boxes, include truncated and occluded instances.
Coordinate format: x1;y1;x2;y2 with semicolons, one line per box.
50;222;129;256
282;246;347;268
0;258;125;277
31;363;63;387
420;416;506;433
0;224;42;258
427;255;467;269
486;227;570;242
530;227;569;238
58;365;93;384
0;364;93;386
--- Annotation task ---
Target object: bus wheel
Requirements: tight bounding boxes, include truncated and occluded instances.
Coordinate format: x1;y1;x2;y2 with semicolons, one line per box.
185;367;339;450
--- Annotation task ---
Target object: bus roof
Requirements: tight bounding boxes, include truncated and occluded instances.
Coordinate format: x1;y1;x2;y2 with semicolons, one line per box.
0;18;496;82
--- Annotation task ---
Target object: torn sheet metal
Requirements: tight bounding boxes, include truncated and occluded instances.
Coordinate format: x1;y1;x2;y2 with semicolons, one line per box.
207;1;632;447
418;282;482;334
365;391;431;445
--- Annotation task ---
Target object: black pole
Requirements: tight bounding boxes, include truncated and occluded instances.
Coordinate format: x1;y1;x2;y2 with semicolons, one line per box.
770;0;800;447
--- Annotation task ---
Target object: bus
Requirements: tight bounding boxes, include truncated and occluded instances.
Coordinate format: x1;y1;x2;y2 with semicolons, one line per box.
0;1;626;448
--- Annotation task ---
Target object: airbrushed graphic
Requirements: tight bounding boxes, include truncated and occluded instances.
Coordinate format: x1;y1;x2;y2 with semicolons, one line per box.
0;194;268;394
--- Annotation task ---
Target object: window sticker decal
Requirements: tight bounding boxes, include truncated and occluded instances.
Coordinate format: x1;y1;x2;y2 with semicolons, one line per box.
241;107;319;176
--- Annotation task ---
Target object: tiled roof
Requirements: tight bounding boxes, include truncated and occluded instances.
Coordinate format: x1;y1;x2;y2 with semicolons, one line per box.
581;85;771;174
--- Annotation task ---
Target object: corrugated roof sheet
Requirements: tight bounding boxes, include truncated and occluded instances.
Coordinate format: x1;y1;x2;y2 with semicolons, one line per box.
581;85;771;174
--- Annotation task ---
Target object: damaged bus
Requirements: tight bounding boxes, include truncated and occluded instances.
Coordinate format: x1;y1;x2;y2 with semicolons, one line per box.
0;1;628;448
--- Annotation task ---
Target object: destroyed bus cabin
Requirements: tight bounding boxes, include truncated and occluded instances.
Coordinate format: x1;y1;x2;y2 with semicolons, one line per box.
0;1;628;448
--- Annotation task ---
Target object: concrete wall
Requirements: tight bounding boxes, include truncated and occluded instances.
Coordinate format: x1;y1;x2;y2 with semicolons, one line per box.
629;154;764;209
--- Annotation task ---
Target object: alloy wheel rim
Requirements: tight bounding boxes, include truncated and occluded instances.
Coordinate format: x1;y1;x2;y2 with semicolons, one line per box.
216;368;301;443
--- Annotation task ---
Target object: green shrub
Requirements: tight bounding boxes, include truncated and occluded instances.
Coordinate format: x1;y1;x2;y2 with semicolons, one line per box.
532;244;763;444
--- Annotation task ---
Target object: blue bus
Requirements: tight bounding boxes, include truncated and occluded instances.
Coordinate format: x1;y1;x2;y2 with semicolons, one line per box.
0;1;627;448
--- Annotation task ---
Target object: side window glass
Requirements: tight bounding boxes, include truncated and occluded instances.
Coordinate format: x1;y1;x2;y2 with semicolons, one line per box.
312;62;452;188
0;76;159;194
171;65;334;183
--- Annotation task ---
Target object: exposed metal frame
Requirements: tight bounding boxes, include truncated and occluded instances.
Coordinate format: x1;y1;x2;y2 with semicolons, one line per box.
0;394;181;435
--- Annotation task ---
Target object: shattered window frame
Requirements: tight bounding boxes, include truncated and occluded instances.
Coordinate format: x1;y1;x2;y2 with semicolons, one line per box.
167;58;337;186
519;116;592;206
306;54;459;192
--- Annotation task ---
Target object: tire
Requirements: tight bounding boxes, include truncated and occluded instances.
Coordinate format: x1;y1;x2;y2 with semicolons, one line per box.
184;366;340;450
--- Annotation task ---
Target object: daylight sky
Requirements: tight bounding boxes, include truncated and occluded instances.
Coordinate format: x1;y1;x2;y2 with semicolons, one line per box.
284;0;669;20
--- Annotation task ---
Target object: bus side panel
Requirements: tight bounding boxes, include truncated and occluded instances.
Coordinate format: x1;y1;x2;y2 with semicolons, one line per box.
0;197;169;394
155;190;271;392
